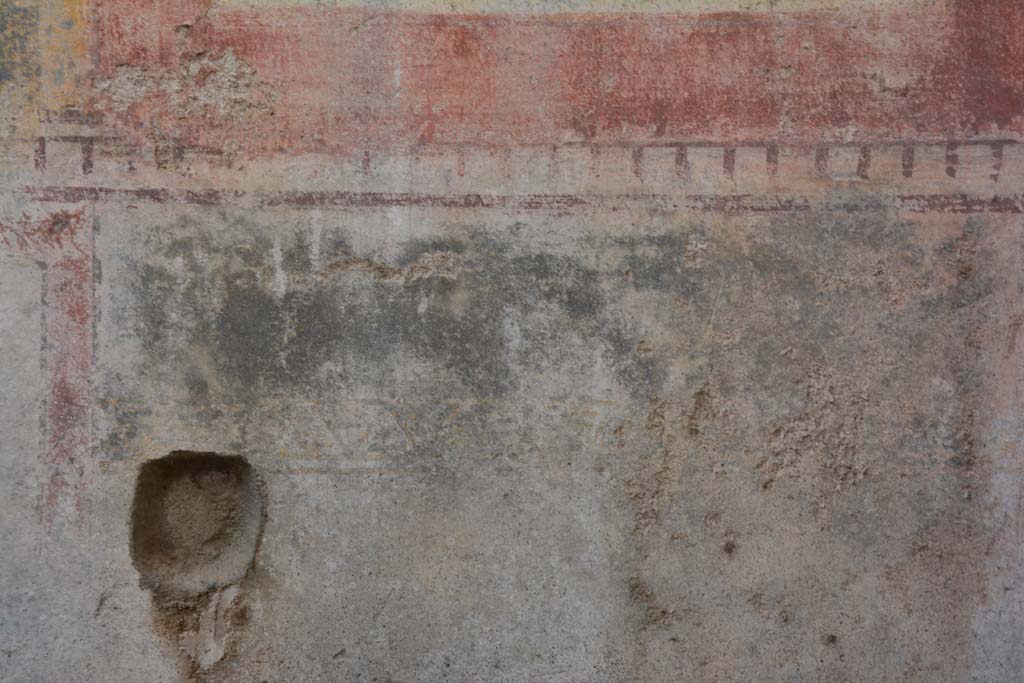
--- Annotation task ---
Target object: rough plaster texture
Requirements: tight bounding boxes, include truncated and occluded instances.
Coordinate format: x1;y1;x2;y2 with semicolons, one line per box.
1;1;1024;681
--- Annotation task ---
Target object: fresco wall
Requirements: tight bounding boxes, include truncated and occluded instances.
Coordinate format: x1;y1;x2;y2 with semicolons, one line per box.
1;1;1023;680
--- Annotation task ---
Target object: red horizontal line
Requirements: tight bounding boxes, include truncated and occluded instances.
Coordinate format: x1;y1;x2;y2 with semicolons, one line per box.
22;136;1023;152
22;186;237;205
46;136;120;144
19;186;1024;214
555;139;1022;151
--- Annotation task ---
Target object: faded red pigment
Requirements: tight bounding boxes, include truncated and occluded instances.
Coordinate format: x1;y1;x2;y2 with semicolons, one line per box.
0;211;93;524
89;1;1024;156
953;0;1024;131
29;0;1017;522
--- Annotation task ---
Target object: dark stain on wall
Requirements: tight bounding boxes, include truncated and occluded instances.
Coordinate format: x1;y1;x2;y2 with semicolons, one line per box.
122;223;688;403
0;0;37;85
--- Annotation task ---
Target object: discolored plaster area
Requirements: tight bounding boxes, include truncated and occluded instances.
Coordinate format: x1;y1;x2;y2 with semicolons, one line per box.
82;202;1021;681
2;1;1024;681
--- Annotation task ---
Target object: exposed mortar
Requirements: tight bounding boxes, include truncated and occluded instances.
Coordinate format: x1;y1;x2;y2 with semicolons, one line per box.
129;451;265;678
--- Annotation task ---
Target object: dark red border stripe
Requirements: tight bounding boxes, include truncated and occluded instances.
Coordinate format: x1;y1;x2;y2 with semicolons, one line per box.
0;210;94;526
21;186;1024;214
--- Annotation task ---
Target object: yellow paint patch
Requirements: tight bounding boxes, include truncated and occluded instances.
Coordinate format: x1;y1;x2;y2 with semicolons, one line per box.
39;0;87;112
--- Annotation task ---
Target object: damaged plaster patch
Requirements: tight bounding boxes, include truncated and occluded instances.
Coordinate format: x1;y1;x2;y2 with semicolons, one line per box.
757;365;870;495
95;65;154;113
177;50;274;119
302;249;470;287
130;451;265;676
181;585;243;671
152;585;251;679
94;49;275;148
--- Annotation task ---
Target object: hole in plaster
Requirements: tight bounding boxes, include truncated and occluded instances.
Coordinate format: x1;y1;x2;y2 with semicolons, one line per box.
130;451;264;600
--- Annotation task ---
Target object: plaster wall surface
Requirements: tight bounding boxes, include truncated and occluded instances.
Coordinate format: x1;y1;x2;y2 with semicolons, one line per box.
1;1;1023;681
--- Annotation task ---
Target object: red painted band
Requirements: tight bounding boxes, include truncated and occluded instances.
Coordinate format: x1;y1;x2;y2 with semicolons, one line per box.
89;2;1024;156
